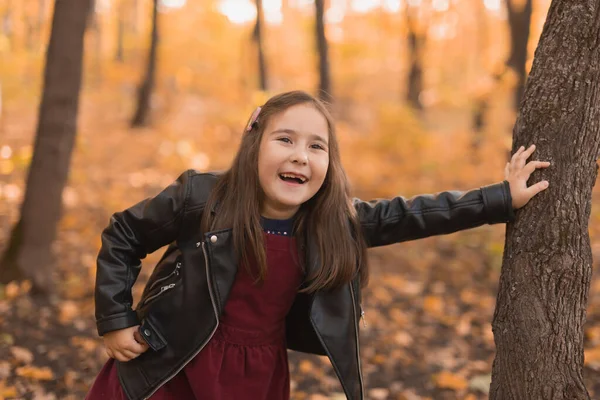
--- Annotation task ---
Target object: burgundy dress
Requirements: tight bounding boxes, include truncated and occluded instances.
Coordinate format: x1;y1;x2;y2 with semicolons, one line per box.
87;218;303;400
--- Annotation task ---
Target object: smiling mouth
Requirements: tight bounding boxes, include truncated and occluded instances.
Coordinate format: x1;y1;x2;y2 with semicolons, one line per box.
279;173;308;184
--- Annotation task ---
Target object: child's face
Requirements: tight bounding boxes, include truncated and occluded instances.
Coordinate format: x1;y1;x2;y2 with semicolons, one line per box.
258;104;330;219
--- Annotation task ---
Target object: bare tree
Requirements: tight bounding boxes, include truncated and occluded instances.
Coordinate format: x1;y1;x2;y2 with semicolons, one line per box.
315;0;331;103
0;0;92;293
115;0;125;63
472;0;533;137
405;6;424;110
131;0;159;127
490;0;600;398
252;0;268;90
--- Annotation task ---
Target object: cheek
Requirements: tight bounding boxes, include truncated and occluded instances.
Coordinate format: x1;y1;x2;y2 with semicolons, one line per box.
314;157;329;181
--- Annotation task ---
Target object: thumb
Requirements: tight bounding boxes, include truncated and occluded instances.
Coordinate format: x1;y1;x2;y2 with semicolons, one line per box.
132;329;150;352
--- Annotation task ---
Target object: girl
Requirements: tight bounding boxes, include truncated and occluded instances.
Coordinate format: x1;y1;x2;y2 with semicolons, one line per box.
86;90;550;400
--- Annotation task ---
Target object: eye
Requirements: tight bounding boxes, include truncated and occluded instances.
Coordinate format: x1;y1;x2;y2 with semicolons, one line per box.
311;144;325;150
277;137;292;144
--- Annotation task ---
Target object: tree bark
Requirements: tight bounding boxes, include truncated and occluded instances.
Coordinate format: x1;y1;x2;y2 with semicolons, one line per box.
131;0;158;127
405;8;424;110
0;0;91;293
490;0;600;398
252;0;267;91
315;0;332;103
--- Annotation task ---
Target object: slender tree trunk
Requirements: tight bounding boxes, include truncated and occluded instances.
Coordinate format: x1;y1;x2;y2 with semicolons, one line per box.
90;6;103;83
1;1;12;45
315;0;332;103
472;0;533;136
115;1;125;63
253;0;267;91
37;0;46;50
490;0;600;398
405;8;423;110
0;0;91;293
506;0;533;109
131;0;158;127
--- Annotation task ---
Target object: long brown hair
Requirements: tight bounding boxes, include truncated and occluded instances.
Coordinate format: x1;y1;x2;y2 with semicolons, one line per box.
201;90;368;292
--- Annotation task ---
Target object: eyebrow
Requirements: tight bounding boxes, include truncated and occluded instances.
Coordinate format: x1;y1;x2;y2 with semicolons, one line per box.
270;128;329;145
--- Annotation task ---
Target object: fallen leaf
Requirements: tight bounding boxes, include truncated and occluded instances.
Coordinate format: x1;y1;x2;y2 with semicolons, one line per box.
434;371;468;390
10;346;34;364
15;365;54;381
368;388;389;399
469;374;491;394
59;301;80;323
423;295;444;315
298;360;313;374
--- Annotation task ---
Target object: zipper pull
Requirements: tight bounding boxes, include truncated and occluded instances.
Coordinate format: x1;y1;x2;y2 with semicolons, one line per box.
175;262;181;275
161;283;175;292
360;305;367;328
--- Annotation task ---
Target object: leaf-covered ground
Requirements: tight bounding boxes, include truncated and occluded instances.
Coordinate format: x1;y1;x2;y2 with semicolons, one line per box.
2;93;600;400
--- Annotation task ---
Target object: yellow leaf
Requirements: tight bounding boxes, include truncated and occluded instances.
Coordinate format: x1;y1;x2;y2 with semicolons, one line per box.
71;336;99;352
585;347;600;365
1;386;18;398
434;371;468;390
15;365;54;381
59;301;80;323
423;295;444;315
298;360;313;374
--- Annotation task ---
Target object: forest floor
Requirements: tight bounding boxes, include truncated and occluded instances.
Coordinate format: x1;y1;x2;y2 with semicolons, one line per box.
2;92;600;400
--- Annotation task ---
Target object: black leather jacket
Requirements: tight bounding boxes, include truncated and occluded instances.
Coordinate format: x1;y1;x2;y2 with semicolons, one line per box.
95;170;514;400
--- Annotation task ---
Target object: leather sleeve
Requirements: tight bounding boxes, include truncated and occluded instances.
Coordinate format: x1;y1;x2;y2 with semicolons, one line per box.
94;170;195;336
354;180;515;248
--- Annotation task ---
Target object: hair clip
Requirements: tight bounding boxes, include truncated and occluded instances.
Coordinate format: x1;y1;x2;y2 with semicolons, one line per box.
246;106;262;132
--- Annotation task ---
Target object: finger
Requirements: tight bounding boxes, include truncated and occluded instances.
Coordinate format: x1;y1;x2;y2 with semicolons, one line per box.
522;160;551;175
125;341;148;354
516;145;535;168
511;146;525;163
133;331;150;352
106;348;114;359
113;350;132;362
116;349;138;361
504;162;510;179
523;144;536;158
527;180;549;197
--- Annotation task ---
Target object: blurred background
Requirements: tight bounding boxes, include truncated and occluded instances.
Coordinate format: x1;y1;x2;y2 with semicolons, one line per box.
1;0;600;398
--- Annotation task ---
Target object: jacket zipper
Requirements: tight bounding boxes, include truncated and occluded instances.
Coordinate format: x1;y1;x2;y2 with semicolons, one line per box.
143;241;219;400
140;283;176;307
349;283;365;399
145;262;181;293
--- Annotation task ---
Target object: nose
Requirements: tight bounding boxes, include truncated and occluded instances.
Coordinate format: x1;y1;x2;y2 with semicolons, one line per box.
290;150;308;165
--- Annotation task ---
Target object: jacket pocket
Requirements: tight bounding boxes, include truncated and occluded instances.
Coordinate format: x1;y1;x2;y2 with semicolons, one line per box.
139;261;181;308
138;316;167;351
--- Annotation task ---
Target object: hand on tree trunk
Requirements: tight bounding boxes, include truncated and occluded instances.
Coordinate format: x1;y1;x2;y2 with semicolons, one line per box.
504;144;551;209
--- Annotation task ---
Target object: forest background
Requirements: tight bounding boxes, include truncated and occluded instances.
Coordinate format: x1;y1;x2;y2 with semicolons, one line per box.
1;0;600;399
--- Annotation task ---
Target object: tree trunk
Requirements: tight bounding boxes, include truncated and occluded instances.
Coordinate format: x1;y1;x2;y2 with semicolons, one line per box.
506;0;533;109
253;0;267;91
115;1;125;63
315;0;332;103
405;8;423;110
490;0;600;398
1;2;11;46
131;0;158;127
472;0;533;136
0;0;91;293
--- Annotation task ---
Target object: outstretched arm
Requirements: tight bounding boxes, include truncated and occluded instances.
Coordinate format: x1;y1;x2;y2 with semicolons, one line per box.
355;144;550;248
